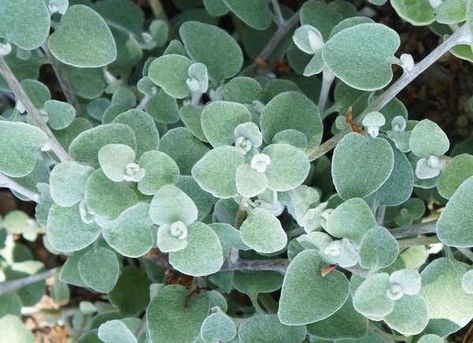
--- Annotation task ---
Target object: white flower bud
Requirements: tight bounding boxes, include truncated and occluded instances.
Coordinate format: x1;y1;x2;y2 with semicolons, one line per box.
324;240;342;257
0;42;12;57
429;0;443;8
169;221;188;240
250;153;271;173
124;163;145;182
235;136;252;153
386;282;404;300
400;53;414;72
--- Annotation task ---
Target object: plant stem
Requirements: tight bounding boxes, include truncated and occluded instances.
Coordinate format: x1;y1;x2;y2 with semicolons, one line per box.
458;248;473;263
318;69;335;113
0;173;41;203
398;235;440;248
136;94;151;111
376;205;386;226
148;0;168;20
271;0;285;27
258;10;300;61
0;57;71;162
0;268;57;296
389;221;437;238
308;24;472;162
42;43;82;117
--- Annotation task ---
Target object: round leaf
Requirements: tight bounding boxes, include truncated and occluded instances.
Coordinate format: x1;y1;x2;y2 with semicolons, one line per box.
409;119;449;157
98;320;137;343
44;100;76;130
48;5;117;67
200;311;236;342
278;250;350;325
353;273;394;319
391;0;435;25
239;314;307;343
149;184;198;226
50;162;94;207
223;0;272;30
236;164;268;198
148;54;192;99
384;294;429;335
98;144;136;182
359;226;399;270
437;154;473;199
138;151;180;195
78;247;120;293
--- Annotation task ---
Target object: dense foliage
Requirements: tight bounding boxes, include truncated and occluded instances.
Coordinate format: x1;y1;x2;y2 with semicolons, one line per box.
0;0;473;342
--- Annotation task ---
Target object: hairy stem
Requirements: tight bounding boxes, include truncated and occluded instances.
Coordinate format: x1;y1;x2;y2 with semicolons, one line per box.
308;24;472;162
0;57;71;162
258;11;300;60
0;268;57;296
318;69;335;113
0;173;41;203
136;94;151;111
398;235;440;249
271;0;285;26
458;248;473;263
389;221;437;238
42;43;82;117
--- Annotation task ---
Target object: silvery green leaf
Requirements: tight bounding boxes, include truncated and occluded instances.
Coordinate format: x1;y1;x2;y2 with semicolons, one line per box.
187;63;209;93
279;185;320;226
224;77;262;104
323;23;400;91
263;144;310;192
0;0;50;50
236;164;268;198
0;315;34;343
180;21;243;82
160;127;210;175
101;203;154;258
148;54;192;99
437;176;473;247
201;101;252;147
436;0;467;24
48;5;116;67
437;154;473;199
293;25;325;55
332;133;394;199
150;184;198;226
328;238;360;268
234;122;263;150
180;104;207;141
59;250;87;287
238;314;307;343
146;89;180;124
47;204;101;253
389;269;422;296
137;151;179;195
416;156;442;180
359;226;399;270
421;258;473;326
384;295;429;336
98;320;137;343
240;208;287;254
325;198;376;242
98;144;137;182
84;169;139;219
303;53;325;76
200;309;236;343
203;0;230;16
112;109;160;157
111;87;136;108
78;247;120;293
391;0;435;25
329;16;375;37
169;221;224;276
353;273;394;318
177;176;218;220
462;270;473;294
157;223;188;253
278;250;350;325
409;119;449;157
260;91;323;149
192;146;245;199
307;298;368;340
418;335;446;343
69;123;137;168
272;129;309;150
44;100;76;130
147;285;210;343
233;271;283;308
0;121;48;177
223;0;272;30
210;223;249;257
302;202;330;233
50;162;94;207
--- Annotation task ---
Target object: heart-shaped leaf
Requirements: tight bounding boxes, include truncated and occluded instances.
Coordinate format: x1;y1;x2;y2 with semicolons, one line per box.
48;5;117;67
0;122;48;177
234;271;284;306
353;273;394;319
236;164;268;198
223;0;272;30
137;151;180;195
147;285;210;343
201;101;252;147
384;295;429;336
278;250;350;325
239;314;307;343
224;76;262;103
180;21;243;82
260;91;323;149
47;204;101;253
50;162;94;207
98;320;137;343
169;222;224;276
332;133;394;199
0;0;50;50
437;154;473;199
436;0;467;24
192;146;245;199
323;23;400;91
437;176;473;247
78;247;120;293
240;208;287;254
200;310;236;342
101;203;154;258
98;144;138;182
358;226;399;270
409;119;449;157
148;54;192;99
44;100;76;130
150;184;198;226
391;0;435;25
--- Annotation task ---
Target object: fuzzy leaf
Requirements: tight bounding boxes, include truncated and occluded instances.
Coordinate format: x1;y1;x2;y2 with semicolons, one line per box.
359;226;399;270
409;119;449;157
179;21;243;82
138;151;180;195
148;54;192;99
260;91;323;149
169;222;224;276
239;314;307;343
0;315;34;343
323;23;400;91
437;154;473;199
109;266;150;316
201;101;252;147
47;204;101;253
200;310;236;342
98;320;137;343
224;76;262;103
147;285;210;343
50;162;94;207
353;273;394;319
384;294;429;335
0;122;48;177
48;5;117;67
240;208;287;254
278;250;350;325
391;0;435;25
78;247;120;293
150;185;198;226
223;0;272;30
44;100;76;130
98;144;137;182
192;146;245;199
332;133;394;199
236;164;268;198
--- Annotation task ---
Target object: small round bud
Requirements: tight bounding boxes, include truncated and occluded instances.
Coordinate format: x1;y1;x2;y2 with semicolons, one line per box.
0;42;12;57
250;153;271;173
169;221;188;240
235;136;252;153
124;163;145;182
426;155;441;169
391;116;406;133
324;240;342;257
387;282;404;300
400;53;414;72
429;0;443;8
